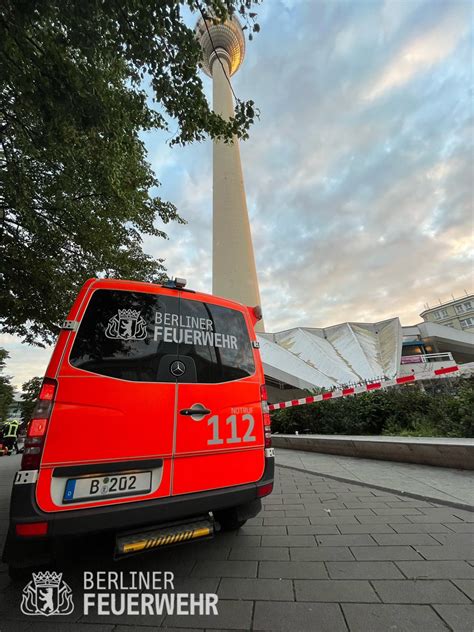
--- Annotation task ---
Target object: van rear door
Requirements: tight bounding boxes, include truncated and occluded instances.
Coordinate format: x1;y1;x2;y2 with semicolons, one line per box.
172;295;264;496
37;287;180;512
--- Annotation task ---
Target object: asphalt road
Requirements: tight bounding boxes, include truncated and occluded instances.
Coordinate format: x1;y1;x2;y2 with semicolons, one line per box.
0;454;473;631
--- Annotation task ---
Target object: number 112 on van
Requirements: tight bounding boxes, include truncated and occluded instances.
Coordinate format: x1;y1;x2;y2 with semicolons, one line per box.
207;414;256;446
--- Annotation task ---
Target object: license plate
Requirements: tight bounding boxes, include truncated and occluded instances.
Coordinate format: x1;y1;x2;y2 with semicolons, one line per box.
63;471;152;503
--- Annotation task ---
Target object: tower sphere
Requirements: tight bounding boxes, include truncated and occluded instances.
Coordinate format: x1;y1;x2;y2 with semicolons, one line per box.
195;15;245;77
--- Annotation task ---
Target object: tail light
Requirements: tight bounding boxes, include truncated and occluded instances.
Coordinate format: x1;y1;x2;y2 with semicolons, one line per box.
21;377;57;470
261;384;272;448
257;482;274;498
16;522;48;537
264;424;272;448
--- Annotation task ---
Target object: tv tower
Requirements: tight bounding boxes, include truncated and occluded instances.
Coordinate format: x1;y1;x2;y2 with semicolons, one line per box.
196;15;264;332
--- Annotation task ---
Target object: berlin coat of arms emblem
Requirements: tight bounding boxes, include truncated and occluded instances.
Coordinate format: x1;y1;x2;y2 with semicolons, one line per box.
21;571;74;616
105;309;147;340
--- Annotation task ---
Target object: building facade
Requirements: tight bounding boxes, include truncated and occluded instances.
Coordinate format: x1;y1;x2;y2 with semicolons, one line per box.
420;294;474;333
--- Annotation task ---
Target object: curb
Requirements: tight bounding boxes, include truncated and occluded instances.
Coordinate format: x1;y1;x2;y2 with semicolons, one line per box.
276;462;474;513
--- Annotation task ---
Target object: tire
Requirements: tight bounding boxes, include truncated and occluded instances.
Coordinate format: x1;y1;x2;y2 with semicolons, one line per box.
214;508;247;531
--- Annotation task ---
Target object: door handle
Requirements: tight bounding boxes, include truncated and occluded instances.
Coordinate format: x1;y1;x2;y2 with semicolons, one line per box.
180;407;211;416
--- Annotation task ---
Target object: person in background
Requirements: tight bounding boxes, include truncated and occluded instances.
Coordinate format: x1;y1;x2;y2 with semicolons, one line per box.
0;419;19;454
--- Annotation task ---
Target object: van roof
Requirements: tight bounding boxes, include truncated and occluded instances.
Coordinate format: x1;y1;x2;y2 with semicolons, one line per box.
83;278;252;313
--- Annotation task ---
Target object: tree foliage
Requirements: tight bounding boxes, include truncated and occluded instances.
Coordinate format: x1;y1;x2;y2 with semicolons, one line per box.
0;0;261;345
20;375;42;423
0;348;14;422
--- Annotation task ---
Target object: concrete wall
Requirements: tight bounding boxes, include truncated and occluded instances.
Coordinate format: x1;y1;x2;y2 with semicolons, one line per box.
272;435;474;470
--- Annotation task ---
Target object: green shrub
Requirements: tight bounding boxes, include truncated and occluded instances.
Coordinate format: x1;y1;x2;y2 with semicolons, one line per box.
270;378;474;438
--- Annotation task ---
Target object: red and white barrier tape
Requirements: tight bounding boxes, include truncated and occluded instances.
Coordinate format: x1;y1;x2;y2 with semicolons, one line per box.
268;365;462;411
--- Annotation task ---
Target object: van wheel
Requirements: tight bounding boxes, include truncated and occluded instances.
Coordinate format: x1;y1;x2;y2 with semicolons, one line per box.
214;509;247;531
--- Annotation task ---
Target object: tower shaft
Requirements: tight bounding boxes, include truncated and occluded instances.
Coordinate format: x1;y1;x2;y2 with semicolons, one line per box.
211;55;264;331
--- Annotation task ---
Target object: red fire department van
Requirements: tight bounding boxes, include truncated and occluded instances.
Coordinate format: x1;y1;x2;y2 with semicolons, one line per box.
3;278;274;575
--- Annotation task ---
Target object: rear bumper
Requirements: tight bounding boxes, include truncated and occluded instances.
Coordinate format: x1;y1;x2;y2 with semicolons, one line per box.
3;457;274;565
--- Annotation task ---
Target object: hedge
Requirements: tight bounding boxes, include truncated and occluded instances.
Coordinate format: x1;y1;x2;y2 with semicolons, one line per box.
270;377;474;438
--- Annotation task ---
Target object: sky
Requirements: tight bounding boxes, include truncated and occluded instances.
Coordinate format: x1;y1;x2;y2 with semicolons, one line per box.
2;0;473;389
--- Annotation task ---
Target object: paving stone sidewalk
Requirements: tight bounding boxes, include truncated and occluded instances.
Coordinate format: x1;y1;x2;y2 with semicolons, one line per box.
0;456;473;631
275;447;474;508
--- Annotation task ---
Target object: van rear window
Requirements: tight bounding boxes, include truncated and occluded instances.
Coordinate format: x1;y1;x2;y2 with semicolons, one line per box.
69;289;255;383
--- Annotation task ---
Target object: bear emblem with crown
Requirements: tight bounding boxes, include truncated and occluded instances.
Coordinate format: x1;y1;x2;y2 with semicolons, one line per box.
21;571;74;616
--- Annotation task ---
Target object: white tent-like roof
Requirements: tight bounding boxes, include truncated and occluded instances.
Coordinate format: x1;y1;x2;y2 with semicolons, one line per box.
258;318;402;391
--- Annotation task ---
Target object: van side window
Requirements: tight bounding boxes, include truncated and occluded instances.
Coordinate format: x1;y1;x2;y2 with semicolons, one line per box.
69;290;255;383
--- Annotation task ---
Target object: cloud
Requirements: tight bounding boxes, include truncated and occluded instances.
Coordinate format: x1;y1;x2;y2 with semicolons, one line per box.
232;0;473;332
365;6;470;100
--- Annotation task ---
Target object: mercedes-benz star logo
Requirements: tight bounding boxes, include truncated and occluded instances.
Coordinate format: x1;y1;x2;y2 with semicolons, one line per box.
170;360;186;377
